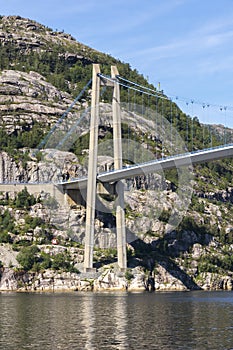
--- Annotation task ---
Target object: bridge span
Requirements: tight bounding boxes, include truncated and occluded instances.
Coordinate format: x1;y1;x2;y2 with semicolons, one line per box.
62;143;233;191
6;63;232;273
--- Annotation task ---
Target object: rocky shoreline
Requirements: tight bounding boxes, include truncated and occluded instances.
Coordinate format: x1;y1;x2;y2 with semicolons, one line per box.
1;15;233;298
1;264;232;293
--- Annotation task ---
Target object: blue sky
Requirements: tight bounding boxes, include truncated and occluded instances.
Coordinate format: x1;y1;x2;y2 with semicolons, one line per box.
2;0;233;125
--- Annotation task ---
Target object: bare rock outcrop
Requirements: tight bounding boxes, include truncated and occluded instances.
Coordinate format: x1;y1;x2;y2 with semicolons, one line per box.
0;70;79;134
0;149;86;183
0;16;95;61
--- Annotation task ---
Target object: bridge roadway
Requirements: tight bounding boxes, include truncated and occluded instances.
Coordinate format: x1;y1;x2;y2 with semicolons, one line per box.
61;144;233;190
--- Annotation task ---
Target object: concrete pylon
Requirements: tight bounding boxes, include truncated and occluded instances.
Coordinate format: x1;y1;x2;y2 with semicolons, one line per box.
111;66;127;271
83;64;127;272
83;64;100;272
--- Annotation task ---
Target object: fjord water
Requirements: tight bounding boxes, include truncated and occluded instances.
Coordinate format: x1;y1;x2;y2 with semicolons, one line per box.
1;291;233;350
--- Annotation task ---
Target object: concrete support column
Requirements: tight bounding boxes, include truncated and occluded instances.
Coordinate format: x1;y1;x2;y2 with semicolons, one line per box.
111;66;127;270
84;64;100;272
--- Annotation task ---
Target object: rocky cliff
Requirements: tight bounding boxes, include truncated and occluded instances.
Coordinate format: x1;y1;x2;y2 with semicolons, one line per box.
0;15;233;292
0;149;86;183
0;69;80;134
0;15;96;60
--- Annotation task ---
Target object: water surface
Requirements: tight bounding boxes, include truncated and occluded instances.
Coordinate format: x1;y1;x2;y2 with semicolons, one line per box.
1;291;233;349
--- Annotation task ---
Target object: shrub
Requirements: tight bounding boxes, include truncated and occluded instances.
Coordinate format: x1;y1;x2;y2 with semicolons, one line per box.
51;252;79;273
125;269;134;281
0;209;15;233
16;245;39;271
0;231;12;243
24;215;44;229
51;252;70;271
14;187;36;209
39;252;52;270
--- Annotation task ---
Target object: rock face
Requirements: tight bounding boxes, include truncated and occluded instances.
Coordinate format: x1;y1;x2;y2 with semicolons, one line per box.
0;15;93;59
0;70;78;134
197;187;233;202
0;15;99;144
0;149;86;183
0;264;232;292
1;15;233;293
0;245;19;268
0;151;23;183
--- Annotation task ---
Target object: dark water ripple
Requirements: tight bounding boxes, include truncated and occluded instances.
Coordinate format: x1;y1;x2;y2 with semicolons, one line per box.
1;291;233;350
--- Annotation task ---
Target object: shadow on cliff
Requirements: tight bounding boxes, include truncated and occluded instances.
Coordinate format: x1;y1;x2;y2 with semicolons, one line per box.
93;198;214;290
129;226;214;291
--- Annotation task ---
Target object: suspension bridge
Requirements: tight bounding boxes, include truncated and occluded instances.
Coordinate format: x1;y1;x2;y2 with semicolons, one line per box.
3;63;233;272
51;64;233;272
63;144;233;191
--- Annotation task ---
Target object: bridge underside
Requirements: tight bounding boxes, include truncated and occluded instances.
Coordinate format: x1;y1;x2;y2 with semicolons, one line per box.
62;144;233;191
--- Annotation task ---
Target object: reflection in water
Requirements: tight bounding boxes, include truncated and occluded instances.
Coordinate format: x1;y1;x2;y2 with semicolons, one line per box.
82;295;95;350
1;291;233;350
114;293;128;349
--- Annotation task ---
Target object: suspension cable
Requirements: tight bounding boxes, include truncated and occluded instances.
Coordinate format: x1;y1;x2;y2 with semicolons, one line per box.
202;104;206;149
170;98;173;154
117;75;165;96
37;78;92;151
191;100;194;151
55;107;91;150
98;73;170;101
224;106;227;145
116;74;233;114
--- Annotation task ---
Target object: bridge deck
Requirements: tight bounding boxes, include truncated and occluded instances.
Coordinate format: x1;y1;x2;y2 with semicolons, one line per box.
61;144;233;190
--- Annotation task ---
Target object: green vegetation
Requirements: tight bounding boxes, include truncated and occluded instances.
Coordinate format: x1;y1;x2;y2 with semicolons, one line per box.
93;247;117;266
0;188;54;248
16;245;39;271
0;231;12;243
1;15;233;284
51;252;78;272
0;187;39;209
198;253;233;273
16;245;79;273
0;209;15;239
14;187;37;209
0;122;48;159
125;269;134;281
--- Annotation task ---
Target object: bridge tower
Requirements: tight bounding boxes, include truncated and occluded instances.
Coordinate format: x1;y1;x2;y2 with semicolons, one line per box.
83;64;127;272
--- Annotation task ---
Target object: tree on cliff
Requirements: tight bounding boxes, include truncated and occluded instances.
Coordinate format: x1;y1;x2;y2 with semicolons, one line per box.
16;245;39;271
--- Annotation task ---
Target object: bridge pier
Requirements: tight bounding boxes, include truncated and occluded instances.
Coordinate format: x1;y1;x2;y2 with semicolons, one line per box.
83;64;127;272
84;64;100;272
111;66;127;271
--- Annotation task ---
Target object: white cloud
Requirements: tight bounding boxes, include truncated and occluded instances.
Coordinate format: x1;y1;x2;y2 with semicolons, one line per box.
117;15;233;66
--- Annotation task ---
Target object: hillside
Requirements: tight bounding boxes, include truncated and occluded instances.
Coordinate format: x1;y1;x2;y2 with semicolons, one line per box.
0;15;233;292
